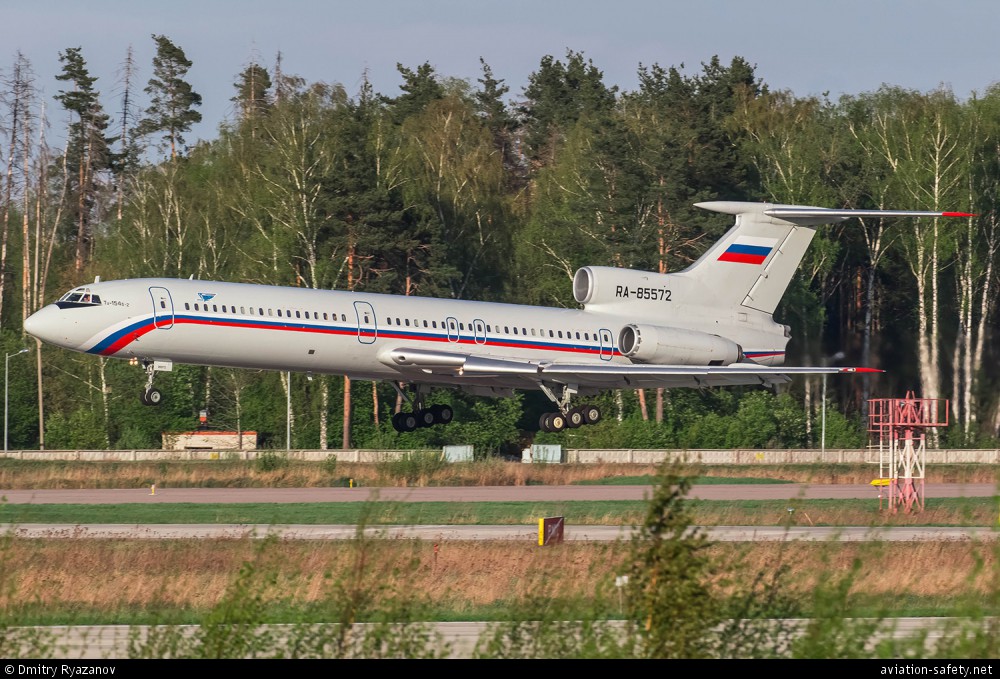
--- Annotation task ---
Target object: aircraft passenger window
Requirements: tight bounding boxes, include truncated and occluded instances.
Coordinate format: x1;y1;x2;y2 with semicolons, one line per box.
194;303;200;311
395;318;400;325
531;329;536;336
548;330;553;338
405;319;410;327
212;305;218;312
241;307;246;314
576;332;580;339
558;331;563;338
184;303;190;310
585;333;589;340
341;314;346;321
504;326;509;334
277;310;283;317
486;325;491;332
432;321;437;328
423;320;428;328
323;313;328;320
159;301;166;309
268;309;273;316
304;312;309;319
513;327;518;335
522;328;527;335
259;308;264;316
221;305;227;312
296;311;301;318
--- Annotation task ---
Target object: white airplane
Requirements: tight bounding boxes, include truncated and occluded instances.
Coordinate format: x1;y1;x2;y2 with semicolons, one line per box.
24;201;972;433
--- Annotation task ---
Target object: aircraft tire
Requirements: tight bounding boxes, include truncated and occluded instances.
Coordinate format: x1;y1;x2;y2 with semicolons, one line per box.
140;390;150;406
144;389;162;406
417;408;436;428
582;405;601;425
548;412;566;432
539;413;553;432
431;404;454;425
400;412;419;432
391;412;408;433
566;408;584;428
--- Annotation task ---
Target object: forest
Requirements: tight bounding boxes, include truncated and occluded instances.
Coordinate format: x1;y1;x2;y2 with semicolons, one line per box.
1;36;997;453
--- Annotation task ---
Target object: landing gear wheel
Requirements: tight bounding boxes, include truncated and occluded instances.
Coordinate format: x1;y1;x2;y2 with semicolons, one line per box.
582;405;602;425
539;413;553;432
417;408;436;428
548;412;566;432
141;388;162;406
391;412;410;433
566;407;584;428
430;404;454;425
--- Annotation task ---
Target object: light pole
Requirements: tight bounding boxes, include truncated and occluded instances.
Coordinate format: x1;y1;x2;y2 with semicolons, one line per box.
5;348;29;452
820;351;846;456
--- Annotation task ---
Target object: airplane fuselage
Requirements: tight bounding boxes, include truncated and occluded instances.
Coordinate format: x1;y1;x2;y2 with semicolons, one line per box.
25;276;788;393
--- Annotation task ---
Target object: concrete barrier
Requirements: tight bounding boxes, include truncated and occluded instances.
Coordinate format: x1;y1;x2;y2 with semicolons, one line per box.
1;448;999;464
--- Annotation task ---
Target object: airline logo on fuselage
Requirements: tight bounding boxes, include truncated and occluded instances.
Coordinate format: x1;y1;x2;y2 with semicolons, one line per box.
197;293;216;302
717;236;777;265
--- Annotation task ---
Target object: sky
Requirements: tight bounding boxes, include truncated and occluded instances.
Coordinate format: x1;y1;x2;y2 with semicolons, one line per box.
2;0;1000;146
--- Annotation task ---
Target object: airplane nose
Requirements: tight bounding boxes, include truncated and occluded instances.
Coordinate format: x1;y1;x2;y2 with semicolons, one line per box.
24;306;67;347
23;310;41;337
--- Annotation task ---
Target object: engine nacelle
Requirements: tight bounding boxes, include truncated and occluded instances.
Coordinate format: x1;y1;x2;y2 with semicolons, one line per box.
574;266;675;306
618;323;743;365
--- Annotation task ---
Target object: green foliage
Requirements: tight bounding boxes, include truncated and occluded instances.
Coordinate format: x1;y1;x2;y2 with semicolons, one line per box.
137;34;202;158
254;451;289;473
623;462;720;658
374;450;447;485
126;528;448;658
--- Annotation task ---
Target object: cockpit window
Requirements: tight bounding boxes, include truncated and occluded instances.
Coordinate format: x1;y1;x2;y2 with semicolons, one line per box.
56;287;101;308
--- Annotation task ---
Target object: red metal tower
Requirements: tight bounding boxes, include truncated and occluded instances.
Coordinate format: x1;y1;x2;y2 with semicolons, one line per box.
867;392;948;513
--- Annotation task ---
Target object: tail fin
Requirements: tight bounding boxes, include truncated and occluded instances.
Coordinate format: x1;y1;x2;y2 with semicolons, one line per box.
682;201;974;314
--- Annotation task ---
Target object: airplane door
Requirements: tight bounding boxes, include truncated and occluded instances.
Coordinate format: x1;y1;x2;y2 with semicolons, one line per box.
149;287;174;329
446;317;460;343
473;319;486;345
354;301;377;344
599;328;614;361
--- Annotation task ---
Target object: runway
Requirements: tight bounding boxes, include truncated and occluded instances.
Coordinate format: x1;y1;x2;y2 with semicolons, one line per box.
5;522;998;541
2;483;995;542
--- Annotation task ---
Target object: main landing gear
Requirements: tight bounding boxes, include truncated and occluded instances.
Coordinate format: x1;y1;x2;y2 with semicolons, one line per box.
537;383;602;433
390;382;454;433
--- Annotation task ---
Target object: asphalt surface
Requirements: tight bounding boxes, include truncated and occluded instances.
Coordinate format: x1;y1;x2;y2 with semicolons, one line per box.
2;482;996;542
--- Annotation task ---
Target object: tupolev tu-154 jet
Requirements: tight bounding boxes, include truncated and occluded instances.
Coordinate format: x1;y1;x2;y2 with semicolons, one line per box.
24;201;973;433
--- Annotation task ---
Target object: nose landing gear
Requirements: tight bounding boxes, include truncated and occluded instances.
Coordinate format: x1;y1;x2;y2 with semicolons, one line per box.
137;359;170;406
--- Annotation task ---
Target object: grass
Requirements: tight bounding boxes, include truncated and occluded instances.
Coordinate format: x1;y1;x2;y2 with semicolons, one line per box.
0;459;996;489
1;458;998;646
2;537;998;626
0;497;997;526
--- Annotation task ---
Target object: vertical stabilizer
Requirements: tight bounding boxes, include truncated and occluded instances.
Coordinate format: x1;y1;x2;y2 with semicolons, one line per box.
680;202;825;314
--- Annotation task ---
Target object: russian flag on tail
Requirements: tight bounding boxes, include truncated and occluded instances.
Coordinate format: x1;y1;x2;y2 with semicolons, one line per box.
718;236;778;265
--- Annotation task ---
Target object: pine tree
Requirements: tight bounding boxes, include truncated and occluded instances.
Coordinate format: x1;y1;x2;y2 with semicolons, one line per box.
54;46;115;271
231;62;272;128
137;34;202;160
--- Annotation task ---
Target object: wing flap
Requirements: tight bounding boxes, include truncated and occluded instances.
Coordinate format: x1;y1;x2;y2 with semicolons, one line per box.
378;346;879;390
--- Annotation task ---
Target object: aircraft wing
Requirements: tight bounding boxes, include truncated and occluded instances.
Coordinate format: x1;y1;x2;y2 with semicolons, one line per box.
378;346;879;390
